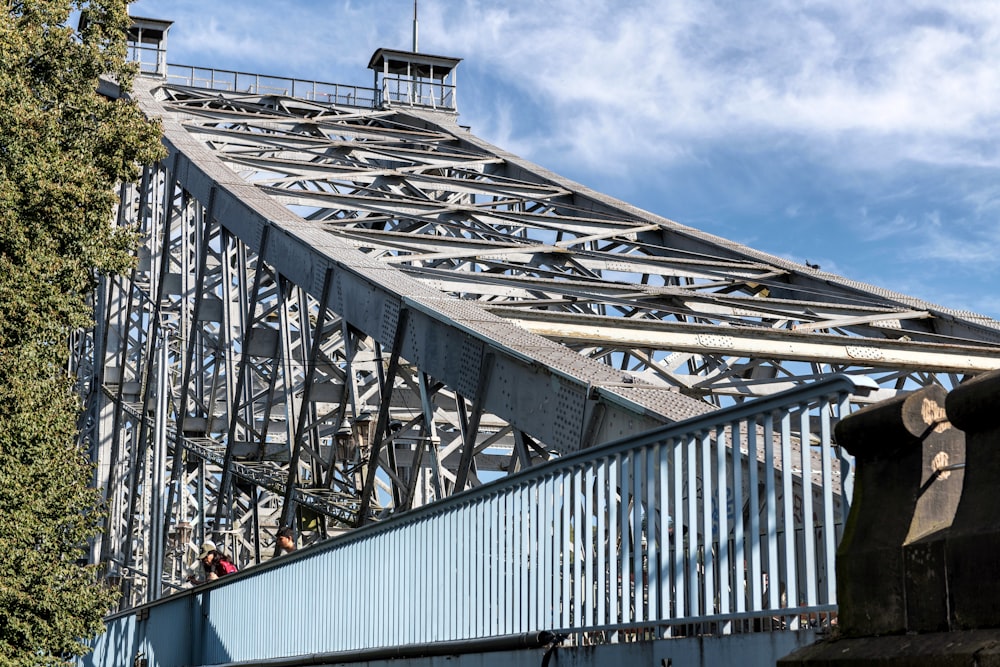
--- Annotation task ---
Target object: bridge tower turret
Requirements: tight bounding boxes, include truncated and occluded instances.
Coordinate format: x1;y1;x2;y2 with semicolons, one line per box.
126;16;173;77
368;48;461;111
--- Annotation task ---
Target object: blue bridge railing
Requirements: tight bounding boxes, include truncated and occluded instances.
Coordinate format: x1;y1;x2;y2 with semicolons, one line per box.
83;374;875;666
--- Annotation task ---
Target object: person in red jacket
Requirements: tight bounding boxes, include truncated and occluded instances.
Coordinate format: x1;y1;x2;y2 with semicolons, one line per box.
187;541;238;584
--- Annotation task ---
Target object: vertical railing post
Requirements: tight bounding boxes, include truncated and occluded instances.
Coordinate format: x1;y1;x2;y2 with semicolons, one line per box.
731;419;746;617
819;395;837;604
778;409;797;625
799;406;817;607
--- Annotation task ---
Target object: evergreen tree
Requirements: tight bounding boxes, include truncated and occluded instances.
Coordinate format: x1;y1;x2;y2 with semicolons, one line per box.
0;1;164;663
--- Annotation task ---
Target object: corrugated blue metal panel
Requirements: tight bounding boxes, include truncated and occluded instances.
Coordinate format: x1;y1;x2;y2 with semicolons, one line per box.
85;613;136;667
145;596;197;665
82;374;872;666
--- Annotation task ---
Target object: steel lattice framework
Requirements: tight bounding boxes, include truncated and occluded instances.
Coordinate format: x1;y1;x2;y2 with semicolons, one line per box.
73;56;1000;607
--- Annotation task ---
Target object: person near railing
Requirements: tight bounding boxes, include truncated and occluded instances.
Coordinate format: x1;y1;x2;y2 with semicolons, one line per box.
187;541;238;584
276;526;297;555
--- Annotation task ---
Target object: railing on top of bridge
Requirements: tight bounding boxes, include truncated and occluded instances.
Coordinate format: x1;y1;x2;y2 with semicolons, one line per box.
163;64;380;108
380;74;456;110
130;43;455;110
127;42;167;79
85;374;876;666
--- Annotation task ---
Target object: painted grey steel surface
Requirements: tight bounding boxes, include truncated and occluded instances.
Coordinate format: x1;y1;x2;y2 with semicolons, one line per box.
81;375;868;666
72;28;1000;608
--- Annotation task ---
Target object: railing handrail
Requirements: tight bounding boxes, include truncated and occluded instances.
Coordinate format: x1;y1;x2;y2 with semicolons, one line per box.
587;374;873;452
380;73;457;110
159;63;380;109
102;373;874;621
150;63;460;111
367;372;875;522
87;373;874;664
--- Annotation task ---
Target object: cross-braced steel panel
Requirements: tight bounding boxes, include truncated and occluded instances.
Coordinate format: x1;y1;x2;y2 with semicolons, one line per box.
73;73;1000;607
159;81;1000;395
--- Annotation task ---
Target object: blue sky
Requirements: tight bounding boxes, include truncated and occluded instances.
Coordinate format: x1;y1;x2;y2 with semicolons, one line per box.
127;0;1000;320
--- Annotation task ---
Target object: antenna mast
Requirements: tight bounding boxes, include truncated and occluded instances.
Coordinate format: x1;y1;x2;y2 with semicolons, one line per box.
412;0;418;52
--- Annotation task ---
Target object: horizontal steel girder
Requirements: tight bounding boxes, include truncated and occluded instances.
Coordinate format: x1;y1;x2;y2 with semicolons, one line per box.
493;308;1000;374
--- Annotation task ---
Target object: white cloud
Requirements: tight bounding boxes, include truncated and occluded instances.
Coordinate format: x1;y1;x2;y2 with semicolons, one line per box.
854;209;920;242
122;0;1000;320
128;0;1000;176
915;221;1000;264
414;0;1000;177
132;0;409;76
852;202;1000;266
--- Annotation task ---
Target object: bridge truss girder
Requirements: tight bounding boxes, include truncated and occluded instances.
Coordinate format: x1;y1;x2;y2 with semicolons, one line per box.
73;77;1000;606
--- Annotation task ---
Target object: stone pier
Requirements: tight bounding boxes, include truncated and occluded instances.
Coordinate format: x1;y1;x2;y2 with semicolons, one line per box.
780;370;1000;666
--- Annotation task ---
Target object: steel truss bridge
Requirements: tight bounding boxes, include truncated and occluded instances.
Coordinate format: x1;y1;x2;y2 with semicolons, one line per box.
74;23;1000;635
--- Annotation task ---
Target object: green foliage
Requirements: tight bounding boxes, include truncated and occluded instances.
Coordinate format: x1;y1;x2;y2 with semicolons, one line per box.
0;1;165;663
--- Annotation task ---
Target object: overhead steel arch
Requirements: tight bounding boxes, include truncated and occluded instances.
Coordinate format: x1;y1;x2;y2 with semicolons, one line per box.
74;63;1000;606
